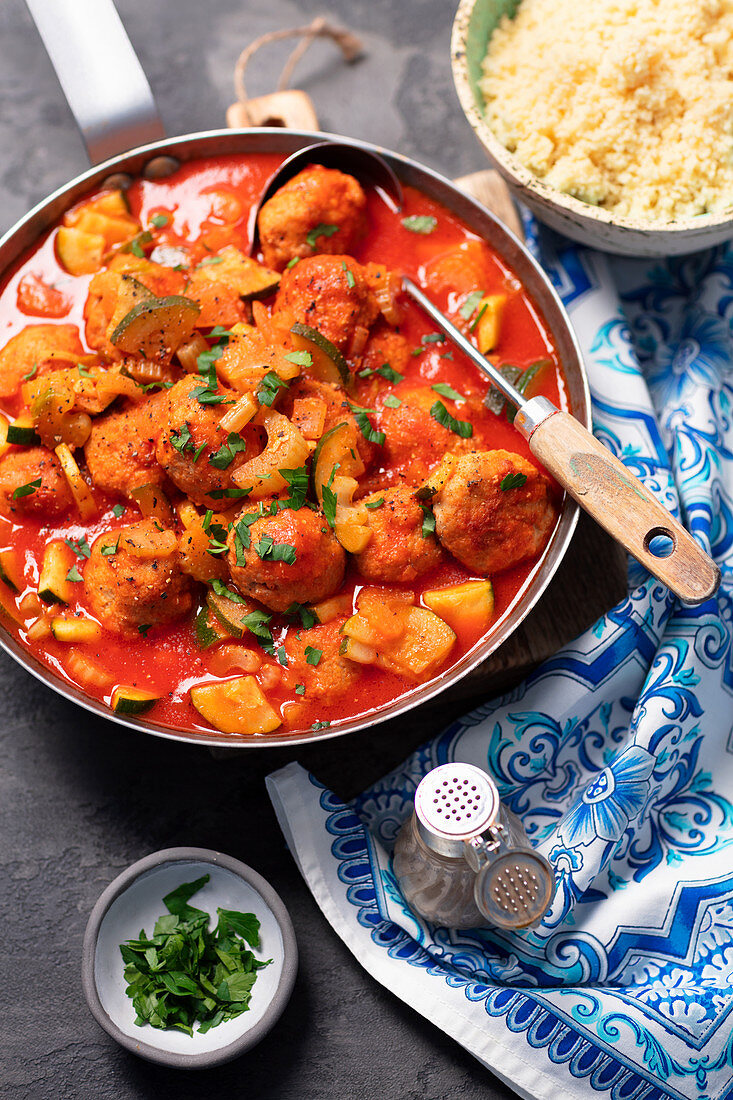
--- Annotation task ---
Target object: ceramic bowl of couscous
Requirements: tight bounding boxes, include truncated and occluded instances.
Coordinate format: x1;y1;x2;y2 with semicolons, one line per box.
452;0;733;255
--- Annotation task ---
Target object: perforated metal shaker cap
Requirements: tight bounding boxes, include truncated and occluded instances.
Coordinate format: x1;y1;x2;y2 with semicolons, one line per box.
475;850;555;929
414;763;499;858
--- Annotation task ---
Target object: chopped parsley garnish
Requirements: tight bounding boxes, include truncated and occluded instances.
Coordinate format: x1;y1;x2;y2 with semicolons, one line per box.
210;579;247;604
202;511;229;555
138;623;152;636
169;423;194;454
459;289;485;320
500;472;528;491
284;350;312;369
65;564;83;583
341;261;355;288
295;684;305;695
192;441;207;463
208;326;235;340
365;497;385;509
101;537;120;556
254;535;297;566
322;482;338;529
306;223;339;249
240;609;274;650
188;383;232;406
411;346;425;357
401;215;437;234
112;504;125;519
196;255;225;267
65;535;91;559
347;402;385;446
430;400;473;438
276;645;289;667
279;465;309;511
304;646;322;666
119;874;270;1036
150;213;169;228
257;371;290;406
22;364;38;381
469;302;488;333
311;720;331;731
358;362;404;383
431;382;465;402
284;602;317;629
419;504;436;538
286;257;299;270
440;351;454;361
125;231;153;258
11;478;41;500
208;432;248;470
382;394;401;408
422;333;444;344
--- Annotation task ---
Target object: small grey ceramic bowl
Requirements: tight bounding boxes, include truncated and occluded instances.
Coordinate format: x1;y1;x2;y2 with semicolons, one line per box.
82;848;297;1068
452;0;733;257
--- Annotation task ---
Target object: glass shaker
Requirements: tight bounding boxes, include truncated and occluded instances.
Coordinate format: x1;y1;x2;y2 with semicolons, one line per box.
393;762;554;929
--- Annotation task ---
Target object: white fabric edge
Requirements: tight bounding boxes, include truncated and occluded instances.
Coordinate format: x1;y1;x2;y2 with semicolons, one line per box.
267;762;602;1100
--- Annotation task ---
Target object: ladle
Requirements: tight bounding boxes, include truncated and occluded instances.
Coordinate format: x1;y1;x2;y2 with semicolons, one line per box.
403;277;720;606
248;139;404;255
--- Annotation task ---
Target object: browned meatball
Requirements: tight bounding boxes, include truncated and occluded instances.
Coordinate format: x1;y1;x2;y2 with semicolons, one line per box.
353;486;443;583
357;324;411;380
0;447;72;517
274;255;380;359
227;503;345;613
155;377;262;508
258;165;367;272
83;519;193;637
433;450;557;574
84;391;167;497
284;378;376;470
283;619;359;705
377;386;479;485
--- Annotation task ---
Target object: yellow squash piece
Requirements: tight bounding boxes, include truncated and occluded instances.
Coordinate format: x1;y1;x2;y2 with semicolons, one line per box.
111;685;160;715
423;580;495;636
190;675;281;735
475;294;507;355
342;599;456;682
55;443;96;520
50;617;102;644
56;227;106;275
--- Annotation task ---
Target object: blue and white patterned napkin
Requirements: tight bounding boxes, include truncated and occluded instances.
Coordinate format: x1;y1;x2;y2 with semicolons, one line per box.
267;232;733;1100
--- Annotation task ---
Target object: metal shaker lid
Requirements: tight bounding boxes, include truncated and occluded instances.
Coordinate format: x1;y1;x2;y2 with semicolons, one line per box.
474;850;555;930
414;763;499;858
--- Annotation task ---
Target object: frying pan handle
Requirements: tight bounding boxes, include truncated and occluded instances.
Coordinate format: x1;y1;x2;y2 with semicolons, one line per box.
527;410;721;605
24;0;165;165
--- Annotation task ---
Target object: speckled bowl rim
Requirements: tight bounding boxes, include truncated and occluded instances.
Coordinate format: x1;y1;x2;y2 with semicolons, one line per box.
81;847;298;1068
451;0;733;236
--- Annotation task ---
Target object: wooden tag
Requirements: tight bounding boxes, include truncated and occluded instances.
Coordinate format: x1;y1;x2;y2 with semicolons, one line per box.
226;90;319;131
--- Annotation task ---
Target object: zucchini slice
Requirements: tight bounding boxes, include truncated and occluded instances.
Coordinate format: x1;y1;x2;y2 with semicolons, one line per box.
195;604;232;649
50;617;102;643
191;247;280;300
111;685;160;715
7;415;40;447
190;676;281;735
38;541;76;604
206;589;254;639
55;443;97;520
0;549;22;592
312;421;365;503
110;294;200;360
290;322;350;385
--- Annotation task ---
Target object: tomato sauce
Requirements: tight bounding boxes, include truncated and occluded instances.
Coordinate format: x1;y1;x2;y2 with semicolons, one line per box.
0;153;569;739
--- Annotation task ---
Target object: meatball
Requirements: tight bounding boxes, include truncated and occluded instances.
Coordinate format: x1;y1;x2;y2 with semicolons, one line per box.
357;324;411;379
284;378;376;470
83;519;193;637
0;323;84;399
227;503;345;613
258;165;367;272
283;619;360;705
0;447;72;517
433;450;557;574
155;377;262;508
378;386;479;485
84;391;167;497
274;254;380;359
354;486;443;583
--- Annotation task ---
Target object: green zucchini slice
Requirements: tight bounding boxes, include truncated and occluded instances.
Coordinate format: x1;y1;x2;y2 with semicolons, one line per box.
110;294;200;360
7;415;40;446
195;604;232;648
110;685;160;715
290;322;350;385
193;247;280;300
206;589;253;638
0;549;22;592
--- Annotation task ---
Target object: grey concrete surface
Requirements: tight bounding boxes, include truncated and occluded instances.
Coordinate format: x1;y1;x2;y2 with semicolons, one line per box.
0;1;515;1097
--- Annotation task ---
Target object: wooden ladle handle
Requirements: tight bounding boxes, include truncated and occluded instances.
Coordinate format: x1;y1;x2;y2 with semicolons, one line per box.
529;410;720;604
